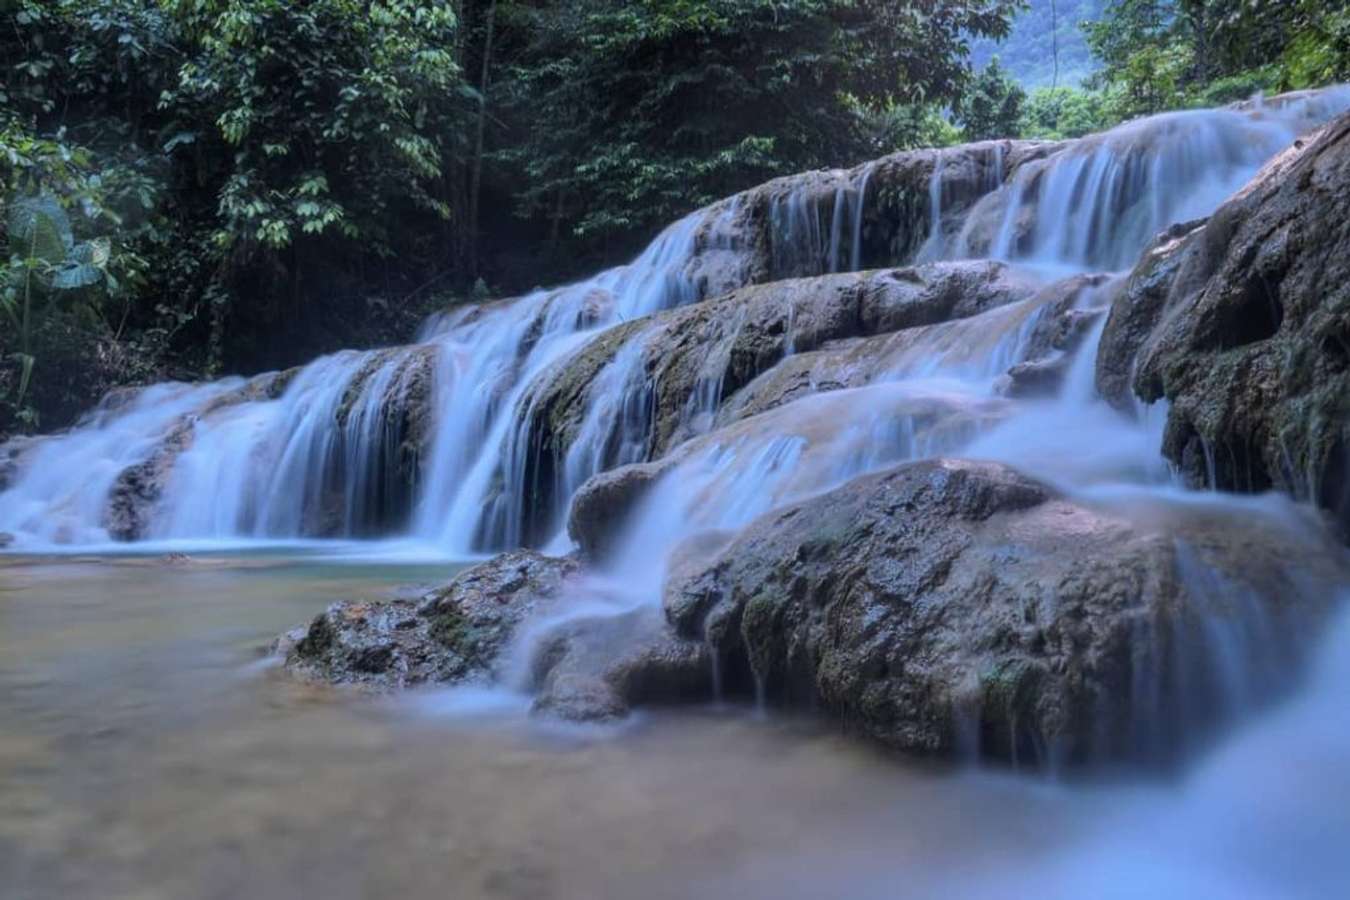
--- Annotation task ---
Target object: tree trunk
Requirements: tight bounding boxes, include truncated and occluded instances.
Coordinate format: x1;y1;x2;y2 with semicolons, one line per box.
467;0;498;279
1051;0;1059;90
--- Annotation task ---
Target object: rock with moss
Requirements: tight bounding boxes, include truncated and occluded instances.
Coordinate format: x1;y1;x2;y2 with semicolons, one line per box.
662;458;1348;766
1098;112;1350;531
279;550;582;688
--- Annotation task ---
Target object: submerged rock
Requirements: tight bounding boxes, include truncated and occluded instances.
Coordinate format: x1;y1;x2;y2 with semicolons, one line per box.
663;458;1347;765
527;605;709;722
1098;111;1350;531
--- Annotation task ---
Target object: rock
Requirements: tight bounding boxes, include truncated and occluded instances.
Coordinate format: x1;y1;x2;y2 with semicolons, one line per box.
719;271;1105;425
662;458;1347;766
1098;111;1350;530
103;418;196;542
527;606;709;722
567;460;674;559
0;435;41;493
997;357;1072;399
281;551;581;688
278;547;709;721
1095;220;1208;409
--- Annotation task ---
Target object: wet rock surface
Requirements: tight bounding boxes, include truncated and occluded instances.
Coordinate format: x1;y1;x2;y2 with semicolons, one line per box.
662;458;1347;765
281;551;582;688
280;548;709;719
0;436;41;493
1098;112;1350;531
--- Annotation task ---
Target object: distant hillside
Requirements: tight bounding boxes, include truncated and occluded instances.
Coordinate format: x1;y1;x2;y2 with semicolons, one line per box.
972;0;1109;89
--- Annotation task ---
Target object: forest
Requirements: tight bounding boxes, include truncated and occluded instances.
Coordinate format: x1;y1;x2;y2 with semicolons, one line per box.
2;0;1347;435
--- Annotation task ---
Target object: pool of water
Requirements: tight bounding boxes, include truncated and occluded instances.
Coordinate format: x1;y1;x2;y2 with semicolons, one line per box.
2;552;1347;899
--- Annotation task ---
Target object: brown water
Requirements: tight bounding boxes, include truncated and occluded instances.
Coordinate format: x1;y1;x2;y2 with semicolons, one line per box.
2;554;1346;899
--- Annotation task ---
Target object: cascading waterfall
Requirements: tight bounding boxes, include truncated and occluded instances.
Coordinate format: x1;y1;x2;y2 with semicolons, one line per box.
0;381;242;544
767;164;875;278
3;86;1350;577
951;88;1350;270
152;347;430;539
411;208;721;554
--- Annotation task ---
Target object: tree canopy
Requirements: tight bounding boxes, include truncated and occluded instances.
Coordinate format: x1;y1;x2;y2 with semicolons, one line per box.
3;0;1344;435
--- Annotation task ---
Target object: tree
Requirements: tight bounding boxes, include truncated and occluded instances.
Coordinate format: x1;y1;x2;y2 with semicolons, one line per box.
1020;85;1107;138
495;0;1022;257
957;58;1027;140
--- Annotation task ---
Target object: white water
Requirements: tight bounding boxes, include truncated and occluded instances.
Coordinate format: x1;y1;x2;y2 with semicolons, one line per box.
950;87;1350;270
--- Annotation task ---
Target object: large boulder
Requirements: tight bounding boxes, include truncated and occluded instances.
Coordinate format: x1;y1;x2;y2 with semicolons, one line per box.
280;551;581;688
1097;112;1350;531
662;458;1347;766
279;548;709;718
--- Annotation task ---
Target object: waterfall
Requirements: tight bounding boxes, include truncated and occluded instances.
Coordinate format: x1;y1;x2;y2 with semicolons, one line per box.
0;381;242;544
152;347;431;539
966;88;1350;270
3;88;1350;556
767;164;874;278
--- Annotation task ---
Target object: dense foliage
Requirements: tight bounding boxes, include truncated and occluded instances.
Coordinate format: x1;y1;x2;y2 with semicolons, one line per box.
497;0;1018;246
1084;0;1350;118
3;0;1345;435
0;0;1026;433
988;0;1350;139
955;57;1026;140
1;0;471;427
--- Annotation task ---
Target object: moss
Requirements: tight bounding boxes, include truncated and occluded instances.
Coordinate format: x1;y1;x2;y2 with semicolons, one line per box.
428;604;471;653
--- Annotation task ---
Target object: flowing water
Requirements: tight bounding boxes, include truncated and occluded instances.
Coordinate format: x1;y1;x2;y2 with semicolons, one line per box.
4;88;1350;897
1;555;1347;899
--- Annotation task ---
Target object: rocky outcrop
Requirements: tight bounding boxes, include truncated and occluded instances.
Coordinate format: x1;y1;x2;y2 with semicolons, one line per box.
279;457;1347;764
280;551;582;688
720;272;1108;424
280;548;710;718
662;458;1348;765
1097;112;1350;531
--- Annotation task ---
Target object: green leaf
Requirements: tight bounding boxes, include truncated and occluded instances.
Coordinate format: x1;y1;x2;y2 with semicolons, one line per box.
7;195;74;266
